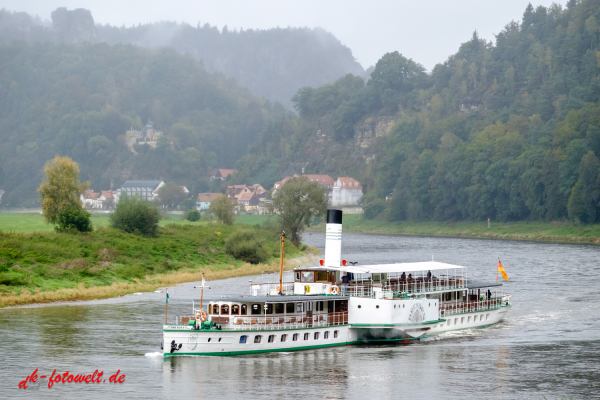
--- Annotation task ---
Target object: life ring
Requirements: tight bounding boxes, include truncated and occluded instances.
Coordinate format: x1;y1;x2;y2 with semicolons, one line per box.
305;285;311;293
196;310;207;322
329;286;340;294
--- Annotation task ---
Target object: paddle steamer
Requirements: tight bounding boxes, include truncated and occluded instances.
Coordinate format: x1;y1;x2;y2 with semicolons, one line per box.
162;210;511;356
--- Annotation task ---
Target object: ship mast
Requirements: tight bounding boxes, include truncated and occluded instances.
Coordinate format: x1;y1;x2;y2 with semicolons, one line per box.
279;232;285;295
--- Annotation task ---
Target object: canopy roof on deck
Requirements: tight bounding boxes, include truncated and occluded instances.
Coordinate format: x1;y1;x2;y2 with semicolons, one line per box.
304;261;465;274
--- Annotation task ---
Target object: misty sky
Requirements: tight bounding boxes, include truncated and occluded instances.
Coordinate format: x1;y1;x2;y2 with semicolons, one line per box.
4;0;558;70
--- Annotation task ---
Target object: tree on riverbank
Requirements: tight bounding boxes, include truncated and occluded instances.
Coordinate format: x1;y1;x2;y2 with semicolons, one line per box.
38;156;89;224
210;195;235;225
273;176;327;246
110;195;161;236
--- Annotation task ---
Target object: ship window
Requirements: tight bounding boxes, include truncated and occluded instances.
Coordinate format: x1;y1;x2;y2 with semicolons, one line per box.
403;305;405;308
268;335;275;343
231;305;239;315
301;272;314;282
455;318;458;325
316;271;328;282
295;272;300;282
314;332;320;340
334;330;338;338
212;304;219;315
429;303;430;307
239;335;247;344
218;338;222;342
251;304;261;315
358;305;361;309
296;303;304;312
241;304;248;315
474;315;478;322
286;303;295;313
468;316;471;323
447;319;451;326
275;303;284;314
486;314;490;320
208;338;211;342
221;305;229;315
324;331;329;339
316;301;324;312
461;317;464;324
293;333;298;341
304;333;309;340
265;304;273;314
254;335;262;343
281;334;287;342
376;305;379;309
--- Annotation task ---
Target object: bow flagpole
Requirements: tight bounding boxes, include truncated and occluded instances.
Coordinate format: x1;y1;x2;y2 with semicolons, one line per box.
165;288;169;324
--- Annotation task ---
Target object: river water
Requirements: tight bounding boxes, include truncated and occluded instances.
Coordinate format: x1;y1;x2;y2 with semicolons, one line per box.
2;232;599;399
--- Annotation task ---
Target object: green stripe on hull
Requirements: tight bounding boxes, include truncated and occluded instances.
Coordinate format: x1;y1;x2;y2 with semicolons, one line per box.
163;341;358;357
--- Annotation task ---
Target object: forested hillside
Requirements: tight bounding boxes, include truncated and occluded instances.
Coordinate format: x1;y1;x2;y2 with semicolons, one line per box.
0;8;365;107
0;42;291;206
236;0;600;224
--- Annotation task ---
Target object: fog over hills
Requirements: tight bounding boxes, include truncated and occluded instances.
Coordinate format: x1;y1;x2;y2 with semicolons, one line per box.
0;7;365;107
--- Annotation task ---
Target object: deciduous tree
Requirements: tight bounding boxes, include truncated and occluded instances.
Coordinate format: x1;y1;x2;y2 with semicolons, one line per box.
38;156;89;224
209;195;235;225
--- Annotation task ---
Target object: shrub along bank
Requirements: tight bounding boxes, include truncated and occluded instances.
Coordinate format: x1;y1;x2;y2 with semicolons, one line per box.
0;223;304;307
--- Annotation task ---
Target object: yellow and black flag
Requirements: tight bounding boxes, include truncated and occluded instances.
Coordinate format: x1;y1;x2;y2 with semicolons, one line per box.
497;258;509;281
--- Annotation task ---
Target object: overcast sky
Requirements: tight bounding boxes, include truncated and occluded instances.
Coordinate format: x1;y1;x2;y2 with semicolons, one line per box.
3;0;558;70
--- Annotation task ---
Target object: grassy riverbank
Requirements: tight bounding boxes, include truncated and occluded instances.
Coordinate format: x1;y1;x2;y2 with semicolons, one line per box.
0;222;312;307
309;215;600;245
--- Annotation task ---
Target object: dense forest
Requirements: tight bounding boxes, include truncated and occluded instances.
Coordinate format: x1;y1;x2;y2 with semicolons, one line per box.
236;0;600;224
0;42;293;206
0;8;365;107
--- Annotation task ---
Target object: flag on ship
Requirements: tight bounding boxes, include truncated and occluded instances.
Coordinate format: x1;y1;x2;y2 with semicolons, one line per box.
166;289;169;304
498;259;508;280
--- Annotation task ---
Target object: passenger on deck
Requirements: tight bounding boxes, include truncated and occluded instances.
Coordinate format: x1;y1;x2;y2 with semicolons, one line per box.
400;272;406;281
427;270;432;279
488;289;492;300
341;273;349;295
407;273;412;280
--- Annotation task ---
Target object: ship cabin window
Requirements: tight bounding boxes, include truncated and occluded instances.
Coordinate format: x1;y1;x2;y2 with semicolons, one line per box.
293;333;299;341
281;334;287;342
221;305;229;315
461;317;465;324
447;319;451;326
334;330;338;338
275;303;284;314
301;271;314;282
295;272;301;282
316;301;324;312
474;315;478;322
445;292;452;301
468;316;471;323
231;305;240;315
241;304;248;315
316;271;328;282
268;335;275;343
486;314;490;320
304;333;309;340
239;335;247;344
251;304;262;315
254;335;262;343
297;303;304;313
324;331;329;339
212;304;219;315
265;304;274;314
286;303;295;313
314;332;320;340
455;318;458;325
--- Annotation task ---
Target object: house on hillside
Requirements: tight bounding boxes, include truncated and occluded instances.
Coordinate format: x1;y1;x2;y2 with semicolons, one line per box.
125;119;164;153
248;183;265;193
226;184;247;201
332;177;363;206
118;180;164;202
207;169;236;181
0;190;4;206
196;193;223;211
273;174;334;202
99;191;118;209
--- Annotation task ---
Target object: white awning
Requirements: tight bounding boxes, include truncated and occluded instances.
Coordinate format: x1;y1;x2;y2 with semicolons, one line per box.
317;261;465;274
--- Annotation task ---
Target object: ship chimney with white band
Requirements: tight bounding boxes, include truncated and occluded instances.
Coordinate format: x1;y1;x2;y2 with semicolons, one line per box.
324;209;342;267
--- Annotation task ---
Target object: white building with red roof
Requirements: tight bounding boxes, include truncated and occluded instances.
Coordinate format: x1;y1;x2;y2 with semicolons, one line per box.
332;177;363;206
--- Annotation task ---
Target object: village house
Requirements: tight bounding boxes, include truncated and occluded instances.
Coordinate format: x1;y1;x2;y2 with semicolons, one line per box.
332;177;363;206
207;169;236;181
237;190;260;212
125;120;164;153
196;193;223;211
81;190;102;209
273;174;334;202
118;180;165;202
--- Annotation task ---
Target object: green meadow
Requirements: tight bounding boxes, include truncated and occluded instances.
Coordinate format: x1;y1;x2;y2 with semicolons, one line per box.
309;214;600;245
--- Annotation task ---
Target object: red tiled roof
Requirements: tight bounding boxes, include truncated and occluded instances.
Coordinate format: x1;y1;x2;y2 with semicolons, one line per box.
219;169;236;178
238;191;257;202
336;177;363;189
303;174;334;186
84;190;101;200
100;191;114;199
197;193;223;202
